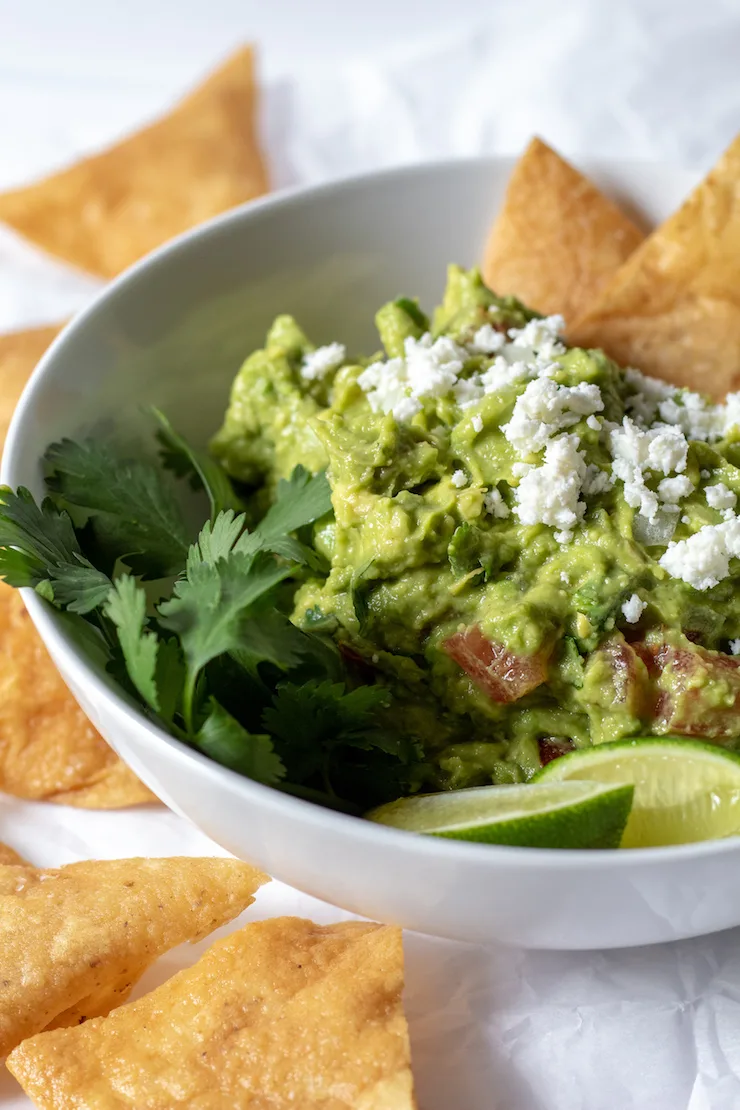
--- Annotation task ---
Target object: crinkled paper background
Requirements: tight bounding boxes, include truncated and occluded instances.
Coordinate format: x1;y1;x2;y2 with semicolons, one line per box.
2;2;740;1106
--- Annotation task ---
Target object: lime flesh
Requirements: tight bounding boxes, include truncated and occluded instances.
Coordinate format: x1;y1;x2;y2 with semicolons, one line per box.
535;737;740;848
367;781;634;849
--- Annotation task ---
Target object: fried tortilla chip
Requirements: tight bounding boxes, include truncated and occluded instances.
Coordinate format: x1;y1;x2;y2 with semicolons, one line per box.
0;841;26;866
0;582;154;807
0;45;268;278
0;855;268;1057
483;137;645;323
570;135;740;397
8;916;417;1109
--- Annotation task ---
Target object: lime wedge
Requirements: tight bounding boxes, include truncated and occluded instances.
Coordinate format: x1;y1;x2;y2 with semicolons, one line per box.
535;737;740;848
366;781;634;849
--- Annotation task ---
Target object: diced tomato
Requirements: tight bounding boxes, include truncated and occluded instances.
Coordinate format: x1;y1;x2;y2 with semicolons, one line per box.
584;635;652;720
639;642;740;740
538;738;574;765
443;625;549;703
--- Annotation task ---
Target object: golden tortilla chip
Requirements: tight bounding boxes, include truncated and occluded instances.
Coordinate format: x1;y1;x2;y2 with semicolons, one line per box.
8;916;417;1109
0;855;268;1056
0;582;154;807
0;841;26;865
483;137;645;323
570;134;740;397
0;45;268;278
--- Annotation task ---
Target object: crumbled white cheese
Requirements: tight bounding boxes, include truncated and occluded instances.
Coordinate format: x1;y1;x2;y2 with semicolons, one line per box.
477;357;530;399
621;593;646;624
657;393;722;442
622;371;740;444
453;376;485;408
609;418;689;520
451;469;467;488
300;343;346;381
560;571;570;586
469;324;505;355
512;433;587;542
357;333;466;420
657;475;694;507
706;482;737;511
586;415;601;432
503;379;603;456
507;315;566;362
484;487;509;518
358;356;413;420
701;469;711;479
405;334;465;398
471;414;483;434
659;516;740;590
730;640;740;656
582;464;612;496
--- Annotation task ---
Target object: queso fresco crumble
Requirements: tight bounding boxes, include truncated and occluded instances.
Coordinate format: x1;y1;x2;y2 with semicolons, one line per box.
211;266;740;785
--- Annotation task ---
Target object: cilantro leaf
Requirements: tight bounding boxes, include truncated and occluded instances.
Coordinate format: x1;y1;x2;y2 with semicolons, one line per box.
104;576;161;711
44;438;190;578
194;699;285;785
245;466;332;548
158;509;298;733
191;502;326;574
0;488;111;612
154;637;186;722
263;680;395;783
48;559;112;614
187;510;246;568
150;407;243;520
0;546;45;588
0;487;79;578
160;551;294;677
230;605;313;677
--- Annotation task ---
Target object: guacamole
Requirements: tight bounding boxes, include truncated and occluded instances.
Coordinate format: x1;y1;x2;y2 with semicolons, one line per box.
211;266;740;789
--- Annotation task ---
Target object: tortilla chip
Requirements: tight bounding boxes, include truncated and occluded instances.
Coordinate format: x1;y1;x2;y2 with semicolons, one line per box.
0;841;26;866
0;855;268;1057
483;137;645;323
0;582;154;807
0;323;62;446
570;135;740;397
8;916;417;1109
0;45;268;278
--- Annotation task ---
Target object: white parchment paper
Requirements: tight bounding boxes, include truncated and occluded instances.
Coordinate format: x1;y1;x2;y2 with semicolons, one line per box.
3;8;740;1107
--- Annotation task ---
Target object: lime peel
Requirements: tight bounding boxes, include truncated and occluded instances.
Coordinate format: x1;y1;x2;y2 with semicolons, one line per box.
367;781;634;849
535;736;740;848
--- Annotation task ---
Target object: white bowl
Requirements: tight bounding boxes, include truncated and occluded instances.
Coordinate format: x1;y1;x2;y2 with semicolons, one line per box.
7;155;737;951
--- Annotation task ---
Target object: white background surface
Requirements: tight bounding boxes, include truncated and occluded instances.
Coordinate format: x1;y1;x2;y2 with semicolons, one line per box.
2;2;740;1107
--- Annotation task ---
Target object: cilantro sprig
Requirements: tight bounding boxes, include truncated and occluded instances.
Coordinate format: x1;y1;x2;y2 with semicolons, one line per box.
0;413;420;811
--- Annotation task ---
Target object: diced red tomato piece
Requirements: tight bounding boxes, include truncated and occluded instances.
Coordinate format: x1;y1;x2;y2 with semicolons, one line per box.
638;642;740;740
443;625;549;703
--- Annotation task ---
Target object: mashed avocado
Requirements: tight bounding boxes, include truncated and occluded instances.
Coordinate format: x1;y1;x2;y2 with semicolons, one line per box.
211;266;740;788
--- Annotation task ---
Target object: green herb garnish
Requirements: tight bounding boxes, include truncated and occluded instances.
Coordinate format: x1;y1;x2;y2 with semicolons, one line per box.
0;413;419;810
